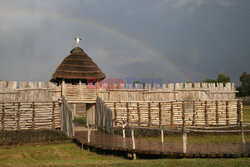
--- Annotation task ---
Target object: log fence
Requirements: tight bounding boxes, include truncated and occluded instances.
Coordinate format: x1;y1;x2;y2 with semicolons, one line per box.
61;96;74;138
0;101;60;131
95;97;113;133
104;100;243;127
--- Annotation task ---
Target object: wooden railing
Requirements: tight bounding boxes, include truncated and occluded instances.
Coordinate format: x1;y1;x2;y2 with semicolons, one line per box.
113;120;249;156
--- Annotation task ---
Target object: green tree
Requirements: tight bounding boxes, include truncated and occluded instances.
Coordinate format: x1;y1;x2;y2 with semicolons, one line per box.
203;79;216;83
203;73;230;84
216;73;230;84
237;72;250;97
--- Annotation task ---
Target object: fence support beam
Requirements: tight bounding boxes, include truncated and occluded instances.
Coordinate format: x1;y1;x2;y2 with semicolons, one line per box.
161;127;164;144
88;124;91;143
182;122;187;154
131;128;136;160
122;120;126;138
1;103;4;131
241;121;246;144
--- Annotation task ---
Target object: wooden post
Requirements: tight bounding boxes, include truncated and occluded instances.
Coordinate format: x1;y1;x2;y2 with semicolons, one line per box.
131;128;135;149
137;103;140;126
17;102;20;130
204;101;208;126
72;104;75;137
62;79;65;97
87;124;91;143
73;104;76;117
159;102;162;127
216;101;219;125
126;103;129;126
182;125;187;153
52;102;55;129
161;126;164;144
131;128;136;160
114;103;117;126
32;102;35;129
148;103;151;127
237;100;242;125
226;101;229;125
1;103;4;131
240;121;246;144
66;103;70;137
108;92;111;101
192;101;195;126
122;120;126;138
79;80;82;99
170;102;173;126
182;102;185;127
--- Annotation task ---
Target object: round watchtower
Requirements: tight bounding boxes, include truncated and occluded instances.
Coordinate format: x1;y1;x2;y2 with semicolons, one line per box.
50;45;105;84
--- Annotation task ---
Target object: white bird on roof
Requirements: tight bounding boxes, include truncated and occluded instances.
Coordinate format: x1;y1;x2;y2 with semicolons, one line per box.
75;37;82;47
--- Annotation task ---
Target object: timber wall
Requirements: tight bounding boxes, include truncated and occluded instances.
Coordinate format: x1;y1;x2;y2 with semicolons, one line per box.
0;101;60;130
104;100;243;127
0;81;61;102
0;81;240;130
0;81;61;130
98;82;236;102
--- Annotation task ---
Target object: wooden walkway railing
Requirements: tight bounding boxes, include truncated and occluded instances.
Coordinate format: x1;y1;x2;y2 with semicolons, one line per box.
112;120;249;155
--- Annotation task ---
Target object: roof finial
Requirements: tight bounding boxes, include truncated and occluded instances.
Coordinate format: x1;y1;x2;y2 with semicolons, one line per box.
75;37;82;47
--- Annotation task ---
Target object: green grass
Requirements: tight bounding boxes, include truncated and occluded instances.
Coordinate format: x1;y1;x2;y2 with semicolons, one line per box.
0;143;249;167
139;134;250;143
74;117;86;125
243;106;250;123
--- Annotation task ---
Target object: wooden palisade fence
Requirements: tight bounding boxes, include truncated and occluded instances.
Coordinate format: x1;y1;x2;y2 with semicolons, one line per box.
104;100;243;127
96;97;113;133
0;101;60;130
61;96;74;138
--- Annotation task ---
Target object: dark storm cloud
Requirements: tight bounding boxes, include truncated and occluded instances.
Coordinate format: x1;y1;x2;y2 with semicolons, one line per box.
0;0;249;84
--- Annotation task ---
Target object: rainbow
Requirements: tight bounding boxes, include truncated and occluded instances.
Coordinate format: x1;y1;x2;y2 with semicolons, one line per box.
0;8;190;81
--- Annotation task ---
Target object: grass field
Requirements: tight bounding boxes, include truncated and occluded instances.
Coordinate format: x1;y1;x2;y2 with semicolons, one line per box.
244;106;250;123
0;143;249;167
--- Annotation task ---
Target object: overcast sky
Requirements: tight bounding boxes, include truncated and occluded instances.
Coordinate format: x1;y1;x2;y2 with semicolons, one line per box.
0;0;249;85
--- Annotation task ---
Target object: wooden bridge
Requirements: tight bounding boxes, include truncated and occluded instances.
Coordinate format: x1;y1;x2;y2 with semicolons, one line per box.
61;92;249;159
74;128;250;159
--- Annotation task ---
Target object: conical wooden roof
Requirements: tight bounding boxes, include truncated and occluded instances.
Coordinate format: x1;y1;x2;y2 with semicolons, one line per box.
50;47;106;82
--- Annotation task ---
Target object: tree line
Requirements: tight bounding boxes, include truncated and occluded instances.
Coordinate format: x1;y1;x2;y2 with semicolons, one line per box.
203;72;250;97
